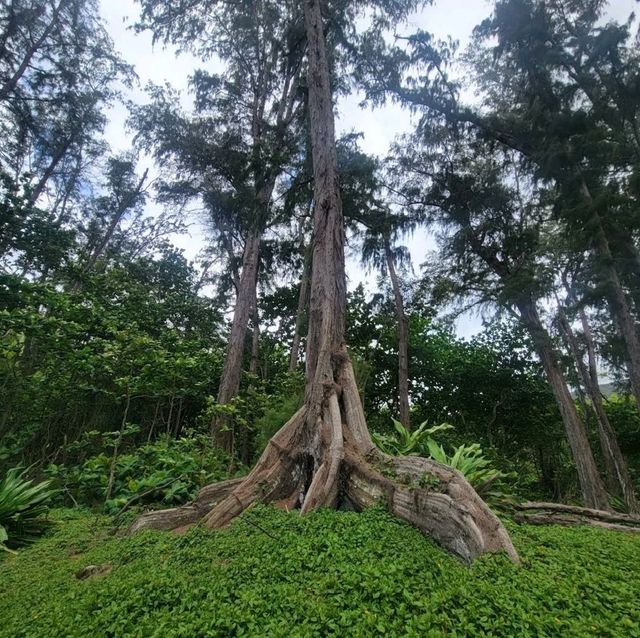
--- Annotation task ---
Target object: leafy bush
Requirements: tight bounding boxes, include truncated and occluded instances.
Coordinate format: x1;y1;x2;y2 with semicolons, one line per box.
374;419;508;494
426;440;508;494
0;507;639;636
0;468;56;552
372;418;453;456
45;434;237;513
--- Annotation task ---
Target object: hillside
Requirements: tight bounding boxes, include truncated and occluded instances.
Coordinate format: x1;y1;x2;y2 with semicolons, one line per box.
1;507;639;637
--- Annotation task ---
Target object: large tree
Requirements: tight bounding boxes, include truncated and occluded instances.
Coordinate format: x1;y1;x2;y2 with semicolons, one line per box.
365;0;640;411
134;0;307;452
391;128;611;510
131;0;517;564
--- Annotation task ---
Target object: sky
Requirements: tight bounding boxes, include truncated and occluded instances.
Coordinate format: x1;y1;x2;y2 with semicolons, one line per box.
99;0;638;336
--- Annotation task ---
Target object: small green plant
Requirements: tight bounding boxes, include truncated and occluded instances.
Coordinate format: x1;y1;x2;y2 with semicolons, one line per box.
373;419;508;495
372;418;453;456
425;440;507;495
0;468;56;552
2;507;640;637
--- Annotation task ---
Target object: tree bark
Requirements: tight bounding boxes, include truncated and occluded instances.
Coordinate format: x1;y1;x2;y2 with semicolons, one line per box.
249;302;260;377
556;303;638;512
514;502;640;533
289;241;311;372
516;295;610;510
579;309;638;512
384;238;410;428
131;0;518;564
580;179;640;412
212;225;262;451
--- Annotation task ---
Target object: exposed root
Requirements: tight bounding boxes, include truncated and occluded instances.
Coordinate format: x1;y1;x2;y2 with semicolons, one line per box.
203;407;307;528
129;360;519;564
514;502;640;533
300;393;343;514
344;449;519;563
127;477;243;533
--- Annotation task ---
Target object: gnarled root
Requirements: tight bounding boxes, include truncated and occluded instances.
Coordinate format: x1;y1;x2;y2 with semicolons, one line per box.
127;477;243;533
514;502;640;534
129;359;519;564
344;449;518;563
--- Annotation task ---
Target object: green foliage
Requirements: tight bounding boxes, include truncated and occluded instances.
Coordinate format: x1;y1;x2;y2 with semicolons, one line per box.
1;507;639;636
374;418;507;495
0;251;224;468
45;435;235;514
373;418;453;456
425;441;508;495
0;468;56;552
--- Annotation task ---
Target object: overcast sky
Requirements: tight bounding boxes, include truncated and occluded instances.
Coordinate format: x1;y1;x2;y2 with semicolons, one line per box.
99;0;637;335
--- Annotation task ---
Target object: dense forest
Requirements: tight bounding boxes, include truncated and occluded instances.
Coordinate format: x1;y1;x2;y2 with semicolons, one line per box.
1;0;640;635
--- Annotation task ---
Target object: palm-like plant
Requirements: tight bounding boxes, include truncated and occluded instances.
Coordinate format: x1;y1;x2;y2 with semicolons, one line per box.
425;441;507;495
0;468;57;553
374;419;507;495
373;418;453;456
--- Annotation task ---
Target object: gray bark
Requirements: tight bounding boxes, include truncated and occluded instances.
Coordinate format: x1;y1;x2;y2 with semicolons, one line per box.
384;239;410;429
517;295;610;511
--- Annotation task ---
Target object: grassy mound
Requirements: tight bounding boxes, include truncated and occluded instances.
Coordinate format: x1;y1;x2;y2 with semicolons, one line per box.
1;507;639;637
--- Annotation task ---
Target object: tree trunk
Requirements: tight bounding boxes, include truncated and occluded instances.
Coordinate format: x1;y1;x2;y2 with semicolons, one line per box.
0;0;67;104
384;238;410;428
249;303;260;377
579;308;639;513
289;241;311;372
556;303;638;512
83;169;149;275
516;295;610;511
132;0;518;564
580;180;640;412
212;224;263;451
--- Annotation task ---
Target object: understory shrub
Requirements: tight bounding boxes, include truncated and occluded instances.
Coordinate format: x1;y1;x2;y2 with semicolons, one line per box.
0;468;56;552
374;419;508;495
45;434;237;513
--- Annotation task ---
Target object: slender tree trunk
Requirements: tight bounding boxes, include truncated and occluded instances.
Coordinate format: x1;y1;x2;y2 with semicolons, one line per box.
82;169;149;275
577;308;639;513
106;390;131;502
27;131;77;207
0;0;67;103
212;226;262;450
557;302;638;511
384;238;410;428
131;0;518;564
580;180;640;411
289;241;311;372
516;295;610;510
249;303;260;377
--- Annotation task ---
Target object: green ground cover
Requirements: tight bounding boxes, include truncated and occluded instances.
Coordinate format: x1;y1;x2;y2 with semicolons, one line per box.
1;507;639;637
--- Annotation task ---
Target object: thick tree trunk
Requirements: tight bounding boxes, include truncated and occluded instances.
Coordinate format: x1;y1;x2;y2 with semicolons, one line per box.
384;239;410;428
132;0;518;564
556;303;638;513
516;295;610;510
